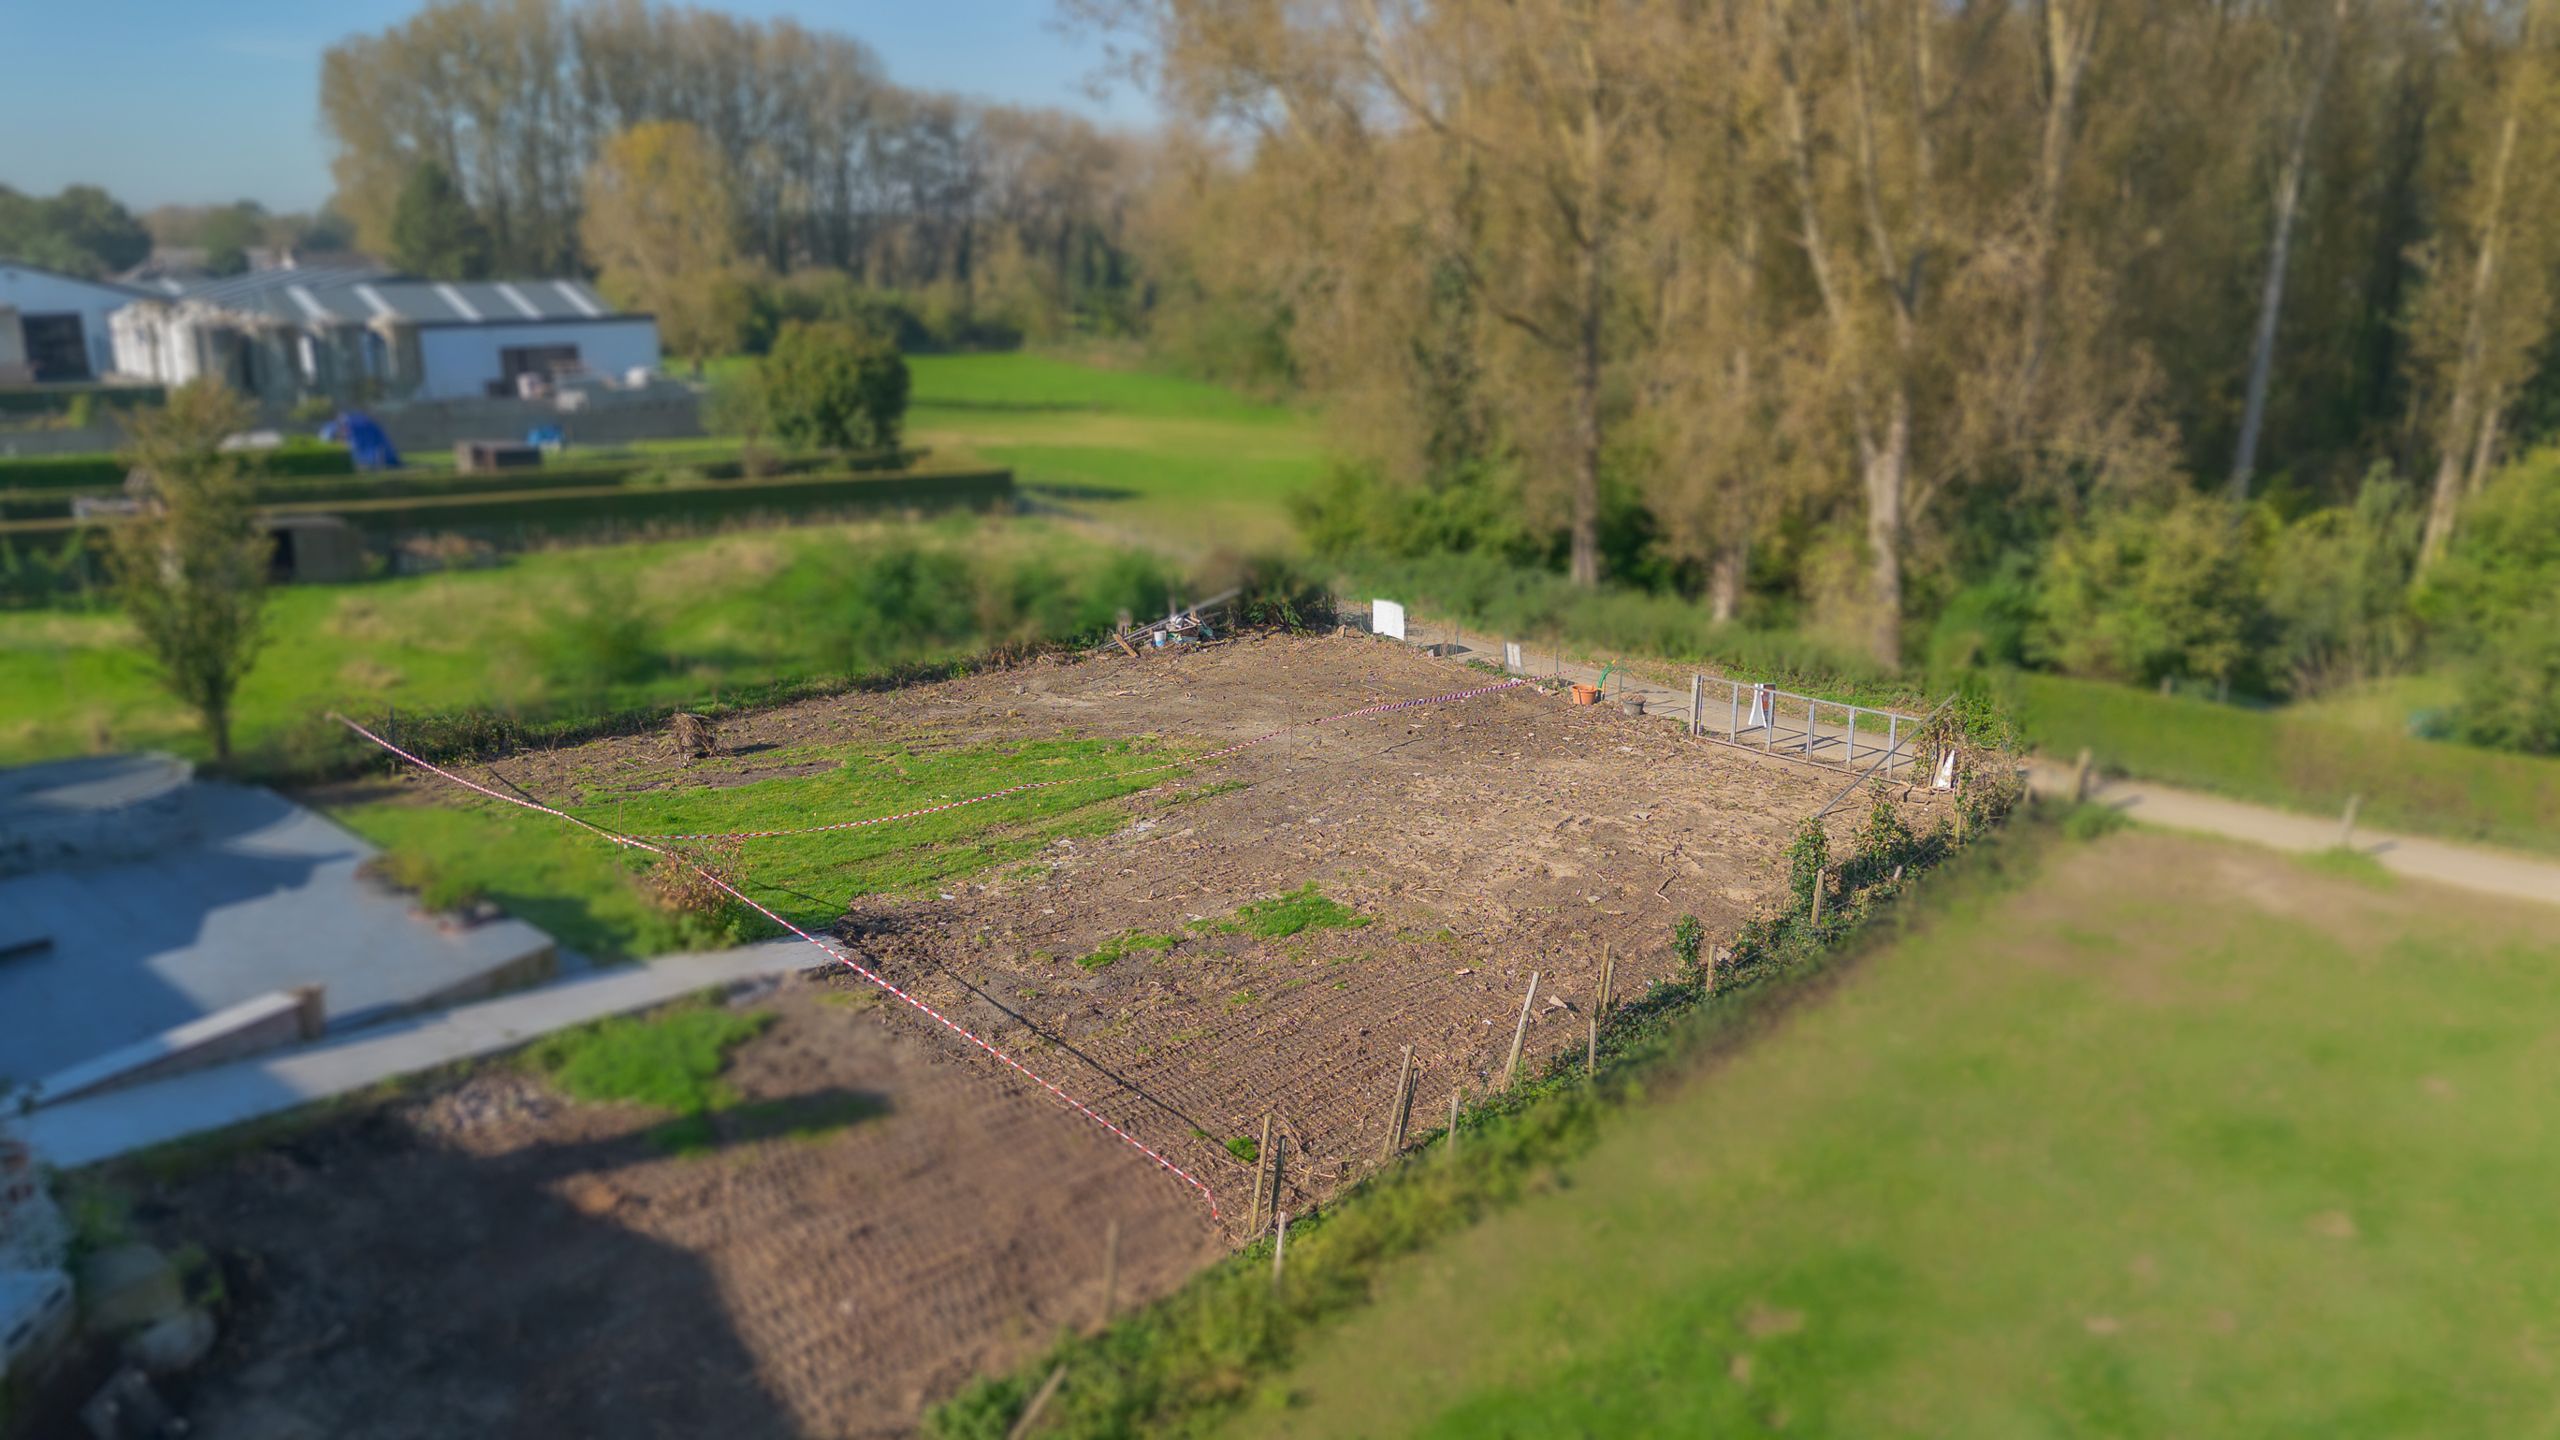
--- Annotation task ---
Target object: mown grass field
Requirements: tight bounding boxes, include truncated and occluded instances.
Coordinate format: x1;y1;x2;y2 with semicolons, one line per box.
905;352;1325;553
338;734;1191;960
0;514;1170;771
1222;827;2560;1438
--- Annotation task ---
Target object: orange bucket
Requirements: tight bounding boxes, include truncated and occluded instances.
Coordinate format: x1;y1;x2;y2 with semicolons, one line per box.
1569;683;1603;706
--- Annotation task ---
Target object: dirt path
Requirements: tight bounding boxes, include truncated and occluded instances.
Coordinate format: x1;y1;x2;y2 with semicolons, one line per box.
2030;759;2560;909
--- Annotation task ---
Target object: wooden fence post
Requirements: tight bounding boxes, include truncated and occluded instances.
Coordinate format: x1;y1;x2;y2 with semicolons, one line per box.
1810;870;1826;926
2341;793;2362;848
1585;1013;1597;1077
2072;747;2094;803
1008;1365;1068;1440
1272;1211;1291;1290
1249;1114;1272;1233
1598;947;1616;1020
1447;1085;1463;1155
1381;1045;1415;1160
1690;674;1704;736
1504;972;1542;1086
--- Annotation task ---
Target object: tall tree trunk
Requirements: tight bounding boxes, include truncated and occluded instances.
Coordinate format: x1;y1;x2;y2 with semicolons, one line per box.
1864;388;1910;670
2467;385;2507;495
1569;232;1604;587
2021;0;2099;396
2230;0;2348;498
1710;537;1748;624
2420;50;2526;569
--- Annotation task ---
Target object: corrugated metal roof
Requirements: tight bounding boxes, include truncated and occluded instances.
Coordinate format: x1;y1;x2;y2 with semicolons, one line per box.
149;271;626;327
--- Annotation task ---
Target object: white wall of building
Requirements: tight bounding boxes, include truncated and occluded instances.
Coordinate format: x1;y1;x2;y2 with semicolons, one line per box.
0;266;136;379
109;304;204;387
413;318;660;400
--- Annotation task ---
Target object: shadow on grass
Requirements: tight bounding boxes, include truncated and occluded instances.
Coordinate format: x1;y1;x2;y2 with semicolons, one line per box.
650;1087;892;1153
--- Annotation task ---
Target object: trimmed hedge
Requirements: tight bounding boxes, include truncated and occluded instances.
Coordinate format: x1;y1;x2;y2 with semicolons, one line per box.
2007;670;2560;855
0;442;355;493
0;384;164;417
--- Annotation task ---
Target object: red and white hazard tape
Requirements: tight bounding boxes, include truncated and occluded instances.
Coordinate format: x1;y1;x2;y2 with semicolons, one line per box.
329;714;1226;1217
635;677;1532;843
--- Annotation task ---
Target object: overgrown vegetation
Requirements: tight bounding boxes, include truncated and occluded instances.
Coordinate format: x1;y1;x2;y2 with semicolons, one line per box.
0;517;1176;775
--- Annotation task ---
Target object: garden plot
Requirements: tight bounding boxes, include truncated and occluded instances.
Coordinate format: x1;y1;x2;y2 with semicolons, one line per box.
119;631;1939;1436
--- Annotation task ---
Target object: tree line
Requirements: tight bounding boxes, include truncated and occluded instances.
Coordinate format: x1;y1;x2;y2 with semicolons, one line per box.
1075;0;2560;749
322;0;1147;350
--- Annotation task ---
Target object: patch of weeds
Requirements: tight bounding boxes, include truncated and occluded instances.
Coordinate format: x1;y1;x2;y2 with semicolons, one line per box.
2062;801;2133;842
1077;930;1181;970
1225;990;1260;1009
1672;915;1705;970
1220;884;1371;939
1009;863;1051;883
2300;846;2396;888
1224;1135;1261;1163
167;1243;228;1310
1158;779;1247;809
54;1173;134;1261
526;1003;774;1152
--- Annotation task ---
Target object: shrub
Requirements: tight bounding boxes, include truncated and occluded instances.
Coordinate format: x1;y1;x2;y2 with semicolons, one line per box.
2261;472;2420;696
762;319;911;451
2029;493;2272;692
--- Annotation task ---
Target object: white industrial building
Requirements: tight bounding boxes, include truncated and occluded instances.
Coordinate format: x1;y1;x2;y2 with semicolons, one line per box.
109;269;661;406
0;262;145;382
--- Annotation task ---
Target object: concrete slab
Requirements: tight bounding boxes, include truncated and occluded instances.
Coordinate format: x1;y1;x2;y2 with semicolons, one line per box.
0;774;553;1091
22;940;808;1170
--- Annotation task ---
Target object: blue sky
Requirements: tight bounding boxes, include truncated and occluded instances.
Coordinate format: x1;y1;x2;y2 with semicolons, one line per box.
0;1;1154;212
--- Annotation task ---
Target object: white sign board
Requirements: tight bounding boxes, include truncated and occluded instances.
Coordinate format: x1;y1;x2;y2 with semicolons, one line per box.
1372;599;1407;640
1933;750;1958;791
1504;641;1523;673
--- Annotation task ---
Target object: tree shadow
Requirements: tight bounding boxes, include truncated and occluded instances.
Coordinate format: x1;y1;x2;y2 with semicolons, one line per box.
124;1089;889;1438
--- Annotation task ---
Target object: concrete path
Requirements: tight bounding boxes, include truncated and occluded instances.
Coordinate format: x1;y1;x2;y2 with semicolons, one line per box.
2029;760;2560;910
25;939;809;1170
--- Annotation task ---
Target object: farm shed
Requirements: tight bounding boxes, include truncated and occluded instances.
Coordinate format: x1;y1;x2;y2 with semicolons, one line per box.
110;269;661;407
0;261;143;382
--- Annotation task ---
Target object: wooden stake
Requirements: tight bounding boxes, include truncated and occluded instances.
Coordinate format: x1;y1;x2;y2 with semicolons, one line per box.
1706;946;1723;996
1099;1219;1119;1328
1272;1210;1291;1289
1585;1013;1597;1077
1690;674;1704;736
2341;793;2362;848
1598;948;1616;1020
1447;1084;1463;1154
2071;746;2094;803
1810;871;1825;926
1503;971;1541;1086
1382;1045;1415;1160
1008;1365;1068;1440
1248;1114;1272;1233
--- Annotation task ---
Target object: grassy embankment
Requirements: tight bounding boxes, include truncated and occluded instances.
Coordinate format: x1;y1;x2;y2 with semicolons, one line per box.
0;514;1171;771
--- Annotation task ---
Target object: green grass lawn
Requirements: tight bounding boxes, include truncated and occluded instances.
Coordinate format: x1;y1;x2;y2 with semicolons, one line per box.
0;513;1170;771
1221;828;2560;1438
905;352;1325;553
338;735;1191;960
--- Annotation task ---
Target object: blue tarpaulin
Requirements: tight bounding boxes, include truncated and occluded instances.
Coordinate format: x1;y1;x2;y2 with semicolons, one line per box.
319;412;401;471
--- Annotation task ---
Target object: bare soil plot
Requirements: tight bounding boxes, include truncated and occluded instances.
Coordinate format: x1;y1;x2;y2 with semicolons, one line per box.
127;632;1935;1436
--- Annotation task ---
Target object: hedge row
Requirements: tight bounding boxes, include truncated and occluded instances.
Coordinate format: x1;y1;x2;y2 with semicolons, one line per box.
0;446;929;521
2006;670;2560;856
0;442;356;493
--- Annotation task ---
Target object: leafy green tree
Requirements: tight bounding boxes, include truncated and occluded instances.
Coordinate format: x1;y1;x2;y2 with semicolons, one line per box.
2030;495;2273;691
2419;450;2560;752
105;382;269;763
388;160;492;280
0;183;150;276
2261;473;2423;696
759;321;909;452
198;202;267;277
